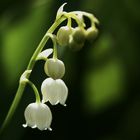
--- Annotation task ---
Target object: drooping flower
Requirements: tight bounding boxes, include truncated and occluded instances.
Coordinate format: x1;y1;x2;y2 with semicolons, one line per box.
86;27;98;42
68;27;86;51
44;58;65;79
41;78;68;106
23;102;52;131
71;27;86;44
69;35;84;51
57;26;72;47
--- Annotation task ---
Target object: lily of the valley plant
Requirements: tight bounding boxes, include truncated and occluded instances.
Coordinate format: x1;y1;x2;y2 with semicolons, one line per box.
1;3;99;131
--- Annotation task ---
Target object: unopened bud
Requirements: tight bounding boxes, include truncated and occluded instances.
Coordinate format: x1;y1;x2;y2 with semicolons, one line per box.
57;26;72;46
86;27;98;42
68;36;84;51
44;58;65;79
72;27;86;44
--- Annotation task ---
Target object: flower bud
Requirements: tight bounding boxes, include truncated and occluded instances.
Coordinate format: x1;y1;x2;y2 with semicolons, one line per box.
41;78;68;106
69;36;84;51
23;102;52;131
44;58;65;79
57;26;72;46
72;27;86;44
86;27;98;42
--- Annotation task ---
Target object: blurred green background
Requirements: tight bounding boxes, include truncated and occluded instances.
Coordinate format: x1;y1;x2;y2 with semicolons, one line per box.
0;0;140;140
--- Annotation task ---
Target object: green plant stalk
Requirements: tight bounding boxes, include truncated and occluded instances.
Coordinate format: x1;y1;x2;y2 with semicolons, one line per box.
65;12;83;27
27;80;41;103
53;39;57;59
0;16;66;133
70;11;99;26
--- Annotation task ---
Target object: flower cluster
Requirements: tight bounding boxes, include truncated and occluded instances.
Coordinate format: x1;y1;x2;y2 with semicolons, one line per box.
41;52;68;106
23;57;67;131
20;3;98;131
22;3;98;131
56;11;99;51
23;51;68;130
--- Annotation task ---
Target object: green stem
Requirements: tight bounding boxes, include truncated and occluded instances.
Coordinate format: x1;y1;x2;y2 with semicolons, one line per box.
70;11;99;26
27;16;66;70
65;12;83;27
67;17;72;28
45;33;57;59
0;15;66;134
0;83;25;134
53;39;57;59
27;80;40;103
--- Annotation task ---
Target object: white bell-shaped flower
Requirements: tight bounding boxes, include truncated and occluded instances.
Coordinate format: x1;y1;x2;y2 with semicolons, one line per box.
44;58;65;79
23;102;52;131
41;78;68;106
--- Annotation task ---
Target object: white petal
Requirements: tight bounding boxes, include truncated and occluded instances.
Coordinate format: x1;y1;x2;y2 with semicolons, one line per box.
31;125;37;129
41;78;59;105
23;102;52;131
41;78;68;105
56;79;68;105
22;124;27;128
48;127;52;131
35;103;52;130
24;103;37;127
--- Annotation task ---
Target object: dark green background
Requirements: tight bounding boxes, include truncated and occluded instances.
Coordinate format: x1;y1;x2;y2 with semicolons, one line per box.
0;0;140;140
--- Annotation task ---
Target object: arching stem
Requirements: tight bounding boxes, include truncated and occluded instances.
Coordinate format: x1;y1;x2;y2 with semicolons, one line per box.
0;15;66;134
